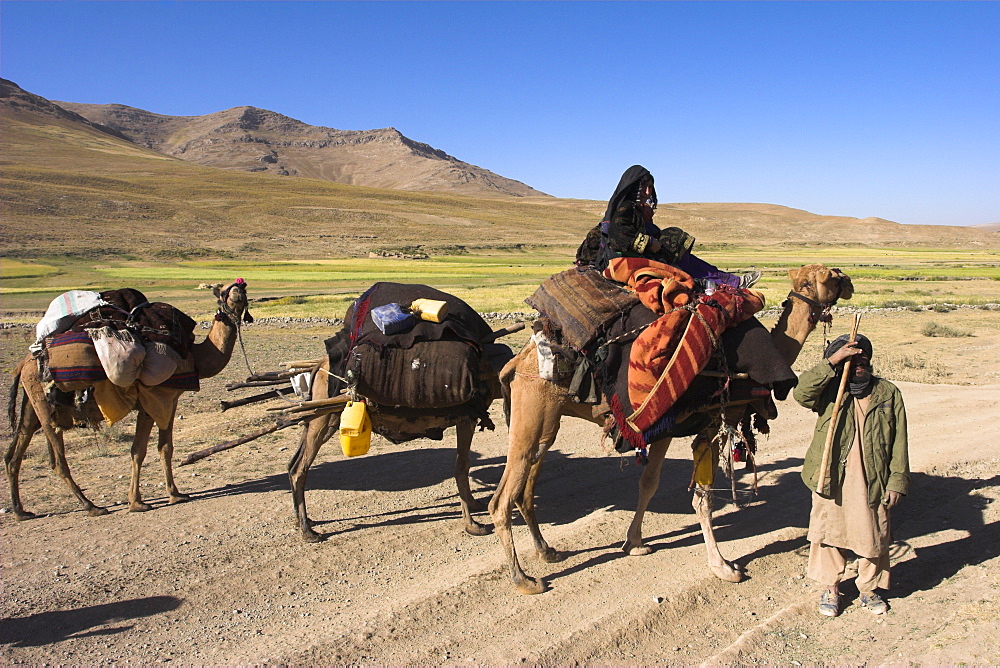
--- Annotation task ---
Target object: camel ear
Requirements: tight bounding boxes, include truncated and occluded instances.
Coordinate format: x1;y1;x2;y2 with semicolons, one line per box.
212;286;222;299
788;268;798;283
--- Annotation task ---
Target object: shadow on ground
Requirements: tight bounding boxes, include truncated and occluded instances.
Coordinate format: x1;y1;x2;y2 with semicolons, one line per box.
0;596;182;648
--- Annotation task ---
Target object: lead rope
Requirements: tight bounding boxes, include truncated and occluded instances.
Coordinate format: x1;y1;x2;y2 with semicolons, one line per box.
218;298;255;378
235;320;254;377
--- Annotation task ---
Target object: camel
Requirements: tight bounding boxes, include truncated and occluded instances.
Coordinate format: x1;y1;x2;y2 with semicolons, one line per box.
287;283;511;543
5;280;251;519
488;264;854;594
287;359;496;542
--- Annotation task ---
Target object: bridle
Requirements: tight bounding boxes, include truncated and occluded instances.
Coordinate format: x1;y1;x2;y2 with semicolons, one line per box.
216;279;253;325
215;279;255;375
783;271;847;327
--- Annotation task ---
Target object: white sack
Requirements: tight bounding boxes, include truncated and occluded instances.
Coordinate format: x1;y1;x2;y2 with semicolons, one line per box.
90;326;145;387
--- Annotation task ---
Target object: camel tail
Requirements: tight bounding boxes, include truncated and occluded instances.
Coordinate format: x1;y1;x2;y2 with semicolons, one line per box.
8;358;26;433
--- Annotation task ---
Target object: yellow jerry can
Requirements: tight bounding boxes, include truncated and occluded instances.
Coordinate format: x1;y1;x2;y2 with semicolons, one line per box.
339;400;372;457
409;298;449;323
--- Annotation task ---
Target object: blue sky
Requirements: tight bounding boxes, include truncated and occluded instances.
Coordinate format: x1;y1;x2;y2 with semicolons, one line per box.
2;1;998;226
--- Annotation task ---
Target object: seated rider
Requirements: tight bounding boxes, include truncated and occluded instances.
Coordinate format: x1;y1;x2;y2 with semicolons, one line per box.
576;165;760;290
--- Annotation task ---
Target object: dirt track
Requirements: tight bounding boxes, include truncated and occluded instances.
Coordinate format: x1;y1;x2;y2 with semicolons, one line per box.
2;322;999;666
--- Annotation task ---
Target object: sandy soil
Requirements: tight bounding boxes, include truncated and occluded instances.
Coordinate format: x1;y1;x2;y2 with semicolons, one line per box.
2;315;999;667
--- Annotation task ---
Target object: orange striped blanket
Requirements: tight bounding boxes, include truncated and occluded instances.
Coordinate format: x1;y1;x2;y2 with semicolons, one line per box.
604;257;764;435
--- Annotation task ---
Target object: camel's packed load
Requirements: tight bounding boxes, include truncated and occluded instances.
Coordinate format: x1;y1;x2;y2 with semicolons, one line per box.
33;287;200;423
323;282;513;443
526;259;797;451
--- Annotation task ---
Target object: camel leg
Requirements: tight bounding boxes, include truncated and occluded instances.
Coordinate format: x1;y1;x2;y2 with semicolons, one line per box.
489;437;546;595
623;436;672;556
5;398;42;520
18;369;106;516
454;418;490;536
157;408;190;504
691;434;742;582
516;439;565;563
128;409;155;512
488;374;563;595
288;412;336;543
48;426;108;516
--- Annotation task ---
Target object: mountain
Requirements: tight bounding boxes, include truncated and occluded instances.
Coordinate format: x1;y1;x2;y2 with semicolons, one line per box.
3;78;998;263
0;78;131;142
54;99;546;197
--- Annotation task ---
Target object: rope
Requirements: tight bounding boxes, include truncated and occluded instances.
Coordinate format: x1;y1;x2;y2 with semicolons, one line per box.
216;293;255;378
235;321;254;377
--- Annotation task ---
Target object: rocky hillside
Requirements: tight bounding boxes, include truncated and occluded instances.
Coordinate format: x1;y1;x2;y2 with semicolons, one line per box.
55;98;546;197
4;78;998;263
0;78;130;142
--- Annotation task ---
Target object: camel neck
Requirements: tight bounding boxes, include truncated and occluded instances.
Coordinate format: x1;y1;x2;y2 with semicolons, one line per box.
770;295;819;366
192;311;238;379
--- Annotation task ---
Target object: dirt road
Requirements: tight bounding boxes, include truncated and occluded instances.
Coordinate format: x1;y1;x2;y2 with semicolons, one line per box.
2;322;998;666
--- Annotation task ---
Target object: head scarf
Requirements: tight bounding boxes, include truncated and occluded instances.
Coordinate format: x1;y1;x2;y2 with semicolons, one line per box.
824;333;873;360
824;333;875;397
603;165;654;222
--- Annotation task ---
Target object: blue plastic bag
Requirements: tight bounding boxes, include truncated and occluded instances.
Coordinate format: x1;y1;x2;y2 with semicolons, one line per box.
371;303;416;335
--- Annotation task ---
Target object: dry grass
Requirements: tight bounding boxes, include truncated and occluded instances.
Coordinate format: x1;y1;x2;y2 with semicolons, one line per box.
921;322;974;338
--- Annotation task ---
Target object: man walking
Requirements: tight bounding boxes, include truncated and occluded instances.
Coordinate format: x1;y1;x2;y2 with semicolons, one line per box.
794;334;910;617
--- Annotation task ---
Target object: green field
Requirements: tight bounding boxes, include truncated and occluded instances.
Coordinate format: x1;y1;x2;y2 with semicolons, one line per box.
3;110;998;321
2;246;997;322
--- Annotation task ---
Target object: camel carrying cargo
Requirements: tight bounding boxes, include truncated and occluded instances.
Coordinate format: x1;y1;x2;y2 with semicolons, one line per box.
192;282;523;541
491;262;854;594
6;280;253;520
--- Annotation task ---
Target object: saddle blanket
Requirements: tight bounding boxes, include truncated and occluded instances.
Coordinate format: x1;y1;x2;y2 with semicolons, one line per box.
525;266;639;351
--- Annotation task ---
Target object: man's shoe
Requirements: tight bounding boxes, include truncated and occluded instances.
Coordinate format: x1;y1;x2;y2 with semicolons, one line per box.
818;589;840;617
859;591;889;614
740;270;762;289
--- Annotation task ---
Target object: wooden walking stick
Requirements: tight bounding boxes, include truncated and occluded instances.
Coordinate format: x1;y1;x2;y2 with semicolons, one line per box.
815;311;863;494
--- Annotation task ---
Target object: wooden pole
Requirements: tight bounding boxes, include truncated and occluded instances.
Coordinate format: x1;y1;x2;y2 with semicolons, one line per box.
183;400;349;465
220;386;295;411
485;321;525;342
280;359;323;369
244;369;299;382
815;312;863;494
265;394;350;412
226;379;291;390
179;419;304;466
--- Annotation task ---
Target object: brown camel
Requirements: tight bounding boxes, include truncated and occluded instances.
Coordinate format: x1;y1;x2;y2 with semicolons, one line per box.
488;264;854;594
287;358;495;542
5;281;251;519
286;283;509;543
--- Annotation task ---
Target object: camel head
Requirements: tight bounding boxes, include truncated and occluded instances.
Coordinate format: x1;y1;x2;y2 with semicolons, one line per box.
213;278;253;325
788;264;854;307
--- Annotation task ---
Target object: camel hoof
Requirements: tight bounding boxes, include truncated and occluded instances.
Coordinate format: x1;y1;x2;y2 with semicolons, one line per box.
129;502;153;513
464;521;493;537
86;506;109;517
536;547;567;563
622;540;654;556
466;497;487;513
169;493;191;504
710;563;743;583
301;528;324;543
13;509;37;521
514;576;548;595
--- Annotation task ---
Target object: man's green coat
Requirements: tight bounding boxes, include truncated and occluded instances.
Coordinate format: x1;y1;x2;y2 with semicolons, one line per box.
793;361;909;506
